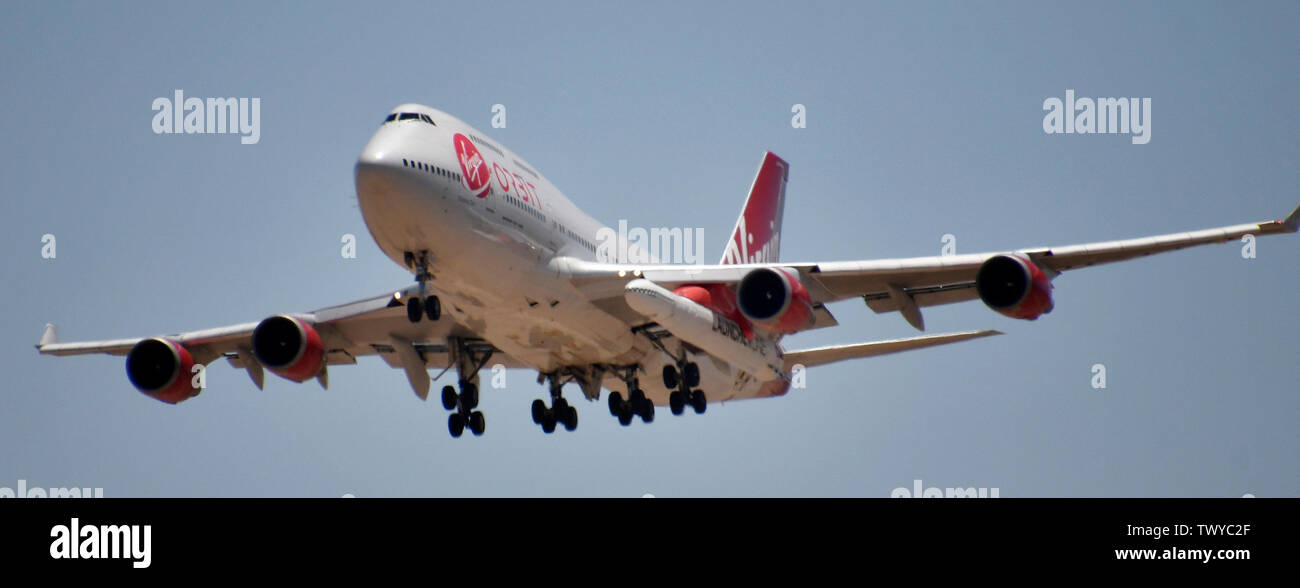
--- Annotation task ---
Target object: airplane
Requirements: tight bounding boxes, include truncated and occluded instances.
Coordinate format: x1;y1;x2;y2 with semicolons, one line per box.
36;103;1300;438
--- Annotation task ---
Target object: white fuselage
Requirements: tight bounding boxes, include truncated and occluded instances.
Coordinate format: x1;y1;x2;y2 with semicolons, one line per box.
354;104;785;404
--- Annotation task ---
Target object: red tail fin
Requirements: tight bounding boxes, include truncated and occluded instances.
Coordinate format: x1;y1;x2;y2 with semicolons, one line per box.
721;152;788;264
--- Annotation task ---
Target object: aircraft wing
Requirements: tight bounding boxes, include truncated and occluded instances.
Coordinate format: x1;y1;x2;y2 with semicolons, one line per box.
557;202;1298;330
36;283;527;399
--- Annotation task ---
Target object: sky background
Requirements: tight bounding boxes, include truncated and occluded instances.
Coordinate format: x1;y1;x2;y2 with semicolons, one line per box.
2;0;1296;497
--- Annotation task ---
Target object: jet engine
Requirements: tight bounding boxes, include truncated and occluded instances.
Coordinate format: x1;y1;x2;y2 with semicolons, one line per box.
975;254;1055;320
251;315;325;382
125;337;201;404
735;267;813;334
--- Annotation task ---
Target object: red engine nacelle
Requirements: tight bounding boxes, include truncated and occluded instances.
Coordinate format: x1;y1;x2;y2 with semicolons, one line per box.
251;315;325;382
673;283;754;338
125;337;201;404
734;267;814;334
974;254;1055;320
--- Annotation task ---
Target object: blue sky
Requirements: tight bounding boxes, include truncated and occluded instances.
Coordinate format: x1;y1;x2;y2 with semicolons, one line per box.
2;1;1296;497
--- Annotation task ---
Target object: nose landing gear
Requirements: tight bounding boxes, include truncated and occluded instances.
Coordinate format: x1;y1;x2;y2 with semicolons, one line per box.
403;250;441;323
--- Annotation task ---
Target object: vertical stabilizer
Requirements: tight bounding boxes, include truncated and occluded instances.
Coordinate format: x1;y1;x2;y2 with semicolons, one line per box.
721;152;788;264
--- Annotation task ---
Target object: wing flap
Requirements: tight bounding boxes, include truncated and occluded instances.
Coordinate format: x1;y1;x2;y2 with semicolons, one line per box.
862;281;979;314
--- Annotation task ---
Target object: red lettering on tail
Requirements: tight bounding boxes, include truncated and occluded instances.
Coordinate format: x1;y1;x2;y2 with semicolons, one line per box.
721;152;788;265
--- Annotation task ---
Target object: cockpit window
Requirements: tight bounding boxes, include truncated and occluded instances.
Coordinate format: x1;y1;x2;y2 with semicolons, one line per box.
385;112;437;126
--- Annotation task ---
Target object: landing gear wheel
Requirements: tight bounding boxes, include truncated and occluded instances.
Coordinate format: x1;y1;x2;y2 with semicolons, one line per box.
460;382;479;409
662;365;679;390
669;391;686;415
684;362;700;388
690;389;707;414
424;295;441;321
442;334;493;439
406;296;423;323
541;410;557;434
562;406;578;431
638;397;655;423
608;392;624;417
617;403;634;426
554;397;570;414
532;399;546;425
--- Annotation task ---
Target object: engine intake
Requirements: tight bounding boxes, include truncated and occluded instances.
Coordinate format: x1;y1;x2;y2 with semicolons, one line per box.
735;267;813;334
125;337;200;404
252;315;325;382
975;254;1054;320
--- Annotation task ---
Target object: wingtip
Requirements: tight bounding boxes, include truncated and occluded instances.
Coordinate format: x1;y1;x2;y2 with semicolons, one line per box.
37;323;57;349
1283;202;1300;232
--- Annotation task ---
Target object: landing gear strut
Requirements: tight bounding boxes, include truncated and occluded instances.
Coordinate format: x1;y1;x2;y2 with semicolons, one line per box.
533;371;578;433
441;337;493;438
607;365;654;426
404;250;441;323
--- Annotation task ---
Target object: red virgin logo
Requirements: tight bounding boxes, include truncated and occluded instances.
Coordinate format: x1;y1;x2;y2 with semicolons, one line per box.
453;133;490;198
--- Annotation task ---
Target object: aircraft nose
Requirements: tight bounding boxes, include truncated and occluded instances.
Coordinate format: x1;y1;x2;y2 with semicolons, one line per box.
355;131;408;194
357;140;395;168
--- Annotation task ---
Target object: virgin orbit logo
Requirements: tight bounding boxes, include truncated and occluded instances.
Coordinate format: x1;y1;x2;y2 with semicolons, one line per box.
454;133;490;198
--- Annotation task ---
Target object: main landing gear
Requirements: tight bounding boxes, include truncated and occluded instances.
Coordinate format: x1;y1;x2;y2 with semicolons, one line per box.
442;380;485;437
607;366;654;426
532;371;578;434
632;325;707;418
403;250;441;323
662;361;706;416
441;337;493;438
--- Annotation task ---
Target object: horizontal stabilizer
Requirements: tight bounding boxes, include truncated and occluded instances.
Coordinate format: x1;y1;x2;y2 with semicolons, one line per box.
783;329;1002;370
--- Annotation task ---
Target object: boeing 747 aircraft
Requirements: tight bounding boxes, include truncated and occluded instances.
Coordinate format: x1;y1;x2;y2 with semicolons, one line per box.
36;104;1300;437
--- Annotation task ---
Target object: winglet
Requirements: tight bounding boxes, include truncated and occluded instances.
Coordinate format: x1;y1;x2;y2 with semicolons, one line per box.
1283;202;1300;232
37;323;57;349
